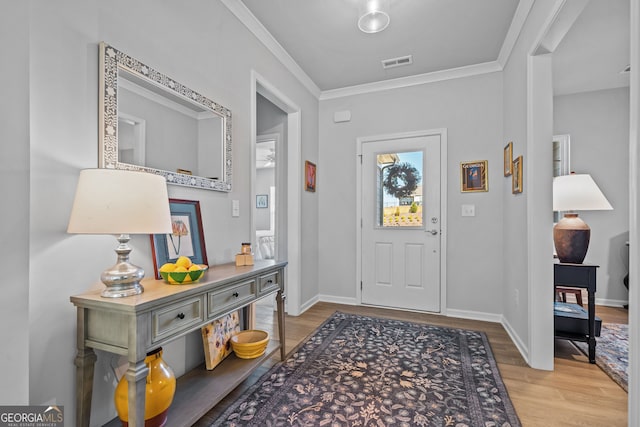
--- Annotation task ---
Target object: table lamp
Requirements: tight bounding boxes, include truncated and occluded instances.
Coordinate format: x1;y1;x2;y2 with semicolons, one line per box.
553;173;613;264
67;169;172;297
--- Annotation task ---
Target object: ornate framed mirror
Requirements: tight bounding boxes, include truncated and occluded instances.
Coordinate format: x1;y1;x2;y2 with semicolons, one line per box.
99;42;232;191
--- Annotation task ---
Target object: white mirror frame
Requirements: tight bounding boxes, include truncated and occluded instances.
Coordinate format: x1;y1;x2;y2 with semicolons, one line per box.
99;42;233;191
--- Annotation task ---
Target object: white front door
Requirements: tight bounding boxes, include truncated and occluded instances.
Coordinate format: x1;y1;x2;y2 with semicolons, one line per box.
361;133;442;312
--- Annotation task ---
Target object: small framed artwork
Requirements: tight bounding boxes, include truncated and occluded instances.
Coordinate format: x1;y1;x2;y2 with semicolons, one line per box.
256;194;268;209
504;141;513;176
150;199;208;278
512;155;523;194
460;160;488;192
305;160;316;192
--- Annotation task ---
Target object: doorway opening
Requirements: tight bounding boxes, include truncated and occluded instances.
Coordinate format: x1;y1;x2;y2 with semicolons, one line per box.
251;71;302;316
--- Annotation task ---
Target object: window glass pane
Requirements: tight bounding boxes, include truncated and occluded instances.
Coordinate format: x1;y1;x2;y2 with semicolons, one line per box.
376;151;423;227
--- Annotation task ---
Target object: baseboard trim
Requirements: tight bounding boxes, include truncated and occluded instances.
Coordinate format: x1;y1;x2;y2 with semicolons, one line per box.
595;298;628;308
501;315;531;367
445;308;503;323
317;295;359;306
297;295;320;315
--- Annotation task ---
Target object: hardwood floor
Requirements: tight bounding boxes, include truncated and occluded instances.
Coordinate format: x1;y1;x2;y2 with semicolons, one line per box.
195;302;628;427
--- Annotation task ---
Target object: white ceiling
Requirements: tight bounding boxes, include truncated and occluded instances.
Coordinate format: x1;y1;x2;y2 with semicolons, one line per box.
227;0;629;97
552;0;630;96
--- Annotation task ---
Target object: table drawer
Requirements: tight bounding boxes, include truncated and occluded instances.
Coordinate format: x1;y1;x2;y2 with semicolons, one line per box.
258;271;280;295
208;279;256;317
152;296;204;342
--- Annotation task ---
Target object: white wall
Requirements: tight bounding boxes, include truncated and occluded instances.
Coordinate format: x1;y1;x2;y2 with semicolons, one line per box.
554;87;630;305
318;72;504;315
19;0;319;425
0;0;30;405
501;0;560;369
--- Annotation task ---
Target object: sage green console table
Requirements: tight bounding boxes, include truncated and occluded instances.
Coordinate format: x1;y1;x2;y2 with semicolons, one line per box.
70;260;287;427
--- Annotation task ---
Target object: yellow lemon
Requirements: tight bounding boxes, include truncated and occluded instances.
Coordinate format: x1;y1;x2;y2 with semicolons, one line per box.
188;264;201;271
174;265;188;272
159;263;176;272
175;256;192;269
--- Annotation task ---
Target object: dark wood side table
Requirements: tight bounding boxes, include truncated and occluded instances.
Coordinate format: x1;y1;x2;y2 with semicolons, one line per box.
554;263;598;363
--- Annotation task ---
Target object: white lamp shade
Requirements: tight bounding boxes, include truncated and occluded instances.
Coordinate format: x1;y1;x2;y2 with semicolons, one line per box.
67;169;173;235
553;173;613;212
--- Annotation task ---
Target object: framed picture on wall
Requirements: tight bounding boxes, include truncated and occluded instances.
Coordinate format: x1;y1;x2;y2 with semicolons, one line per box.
150;199;208;278
460;160;488;192
504;141;513;176
512;155;523;194
256;194;268;208
305;161;316;192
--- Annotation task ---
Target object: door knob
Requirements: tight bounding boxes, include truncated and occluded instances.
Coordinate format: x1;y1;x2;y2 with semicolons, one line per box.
427;229;439;235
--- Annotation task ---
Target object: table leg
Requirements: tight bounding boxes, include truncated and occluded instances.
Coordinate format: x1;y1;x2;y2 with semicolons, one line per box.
125;359;149;427
74;347;97;427
587;290;596;363
276;289;286;360
75;308;97;427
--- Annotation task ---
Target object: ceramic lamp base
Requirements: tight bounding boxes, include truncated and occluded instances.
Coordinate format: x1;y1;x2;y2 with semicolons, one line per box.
553;213;590;264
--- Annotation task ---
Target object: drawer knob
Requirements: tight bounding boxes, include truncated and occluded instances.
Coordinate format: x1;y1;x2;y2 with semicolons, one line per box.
232;292;239;298
176;313;185;320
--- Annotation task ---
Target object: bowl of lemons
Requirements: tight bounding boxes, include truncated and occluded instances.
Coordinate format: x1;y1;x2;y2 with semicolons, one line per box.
159;256;208;284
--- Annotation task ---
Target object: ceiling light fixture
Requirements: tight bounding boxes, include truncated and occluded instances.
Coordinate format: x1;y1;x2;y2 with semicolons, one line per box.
358;0;390;34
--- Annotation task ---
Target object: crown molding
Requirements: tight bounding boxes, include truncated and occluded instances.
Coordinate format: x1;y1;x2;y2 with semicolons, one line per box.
220;0;321;98
319;61;503;100
223;0;529;101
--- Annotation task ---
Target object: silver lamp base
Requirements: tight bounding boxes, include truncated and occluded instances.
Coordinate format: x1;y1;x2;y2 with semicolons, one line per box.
100;234;146;298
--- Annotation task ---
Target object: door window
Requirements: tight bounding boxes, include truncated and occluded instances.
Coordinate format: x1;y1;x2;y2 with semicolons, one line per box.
376;151;423;228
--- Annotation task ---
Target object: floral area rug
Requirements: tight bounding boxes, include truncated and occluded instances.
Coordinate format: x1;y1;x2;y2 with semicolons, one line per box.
573;323;628;392
210;311;521;427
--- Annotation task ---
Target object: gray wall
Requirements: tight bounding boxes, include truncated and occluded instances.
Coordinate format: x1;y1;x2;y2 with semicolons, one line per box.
318;72;505;315
11;0;319;424
0;0;30;405
554;87;630;305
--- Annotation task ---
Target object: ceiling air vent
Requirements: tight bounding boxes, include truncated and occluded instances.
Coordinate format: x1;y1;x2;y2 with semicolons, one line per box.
382;55;413;69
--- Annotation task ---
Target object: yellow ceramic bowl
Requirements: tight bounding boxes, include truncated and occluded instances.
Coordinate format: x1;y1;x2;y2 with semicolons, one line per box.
231;330;270;359
160;265;208;285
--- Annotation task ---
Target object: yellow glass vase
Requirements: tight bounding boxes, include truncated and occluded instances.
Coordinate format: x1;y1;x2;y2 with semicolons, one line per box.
114;347;176;427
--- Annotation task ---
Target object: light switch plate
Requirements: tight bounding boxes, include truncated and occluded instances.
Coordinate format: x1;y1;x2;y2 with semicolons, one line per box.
232;200;240;217
461;204;475;217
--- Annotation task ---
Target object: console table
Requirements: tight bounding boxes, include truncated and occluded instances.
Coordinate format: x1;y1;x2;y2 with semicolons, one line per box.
70;259;287;427
553;262;598;363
